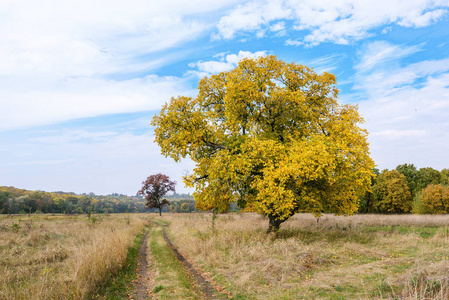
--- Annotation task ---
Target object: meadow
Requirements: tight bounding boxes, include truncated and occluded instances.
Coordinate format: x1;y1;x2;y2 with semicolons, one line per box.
1;212;449;299
162;213;449;299
0;213;148;299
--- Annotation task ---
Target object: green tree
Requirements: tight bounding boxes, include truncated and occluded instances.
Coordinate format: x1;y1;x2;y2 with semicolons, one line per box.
396;163;419;197
421;184;449;214
66;196;79;205
8;197;19;214
17;195;36;214
416;167;442;192
28;191;49;213
440;169;449;186
152;55;375;232
79;196;93;213
53;197;68;213
0;191;10;214
373;169;412;213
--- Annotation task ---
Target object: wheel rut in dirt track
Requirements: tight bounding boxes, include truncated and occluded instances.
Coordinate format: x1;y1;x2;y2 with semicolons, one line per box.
161;225;221;299
135;228;153;300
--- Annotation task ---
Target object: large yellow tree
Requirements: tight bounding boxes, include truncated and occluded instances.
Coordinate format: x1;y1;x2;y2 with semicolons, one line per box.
152;55;374;232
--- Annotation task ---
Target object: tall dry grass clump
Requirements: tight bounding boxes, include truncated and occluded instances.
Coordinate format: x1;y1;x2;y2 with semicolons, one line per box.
0;214;148;299
161;213;449;299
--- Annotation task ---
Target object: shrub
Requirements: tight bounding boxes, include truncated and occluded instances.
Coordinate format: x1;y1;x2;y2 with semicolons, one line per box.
412;191;428;214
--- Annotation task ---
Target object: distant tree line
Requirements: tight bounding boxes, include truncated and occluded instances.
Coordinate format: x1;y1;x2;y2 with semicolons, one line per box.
4;165;447;216
0;186;150;214
0;186;199;215
169;199;198;213
359;164;449;214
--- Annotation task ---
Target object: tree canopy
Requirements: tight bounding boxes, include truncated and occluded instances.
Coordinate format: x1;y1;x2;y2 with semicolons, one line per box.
396;164;419;198
152;55;375;232
372;169;412;213
421;184;449;214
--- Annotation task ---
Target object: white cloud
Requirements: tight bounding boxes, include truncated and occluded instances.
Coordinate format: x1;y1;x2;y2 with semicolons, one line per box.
397;8;447;27
381;26;392;34
306;53;347;73
188;50;267;77
353;43;449;169
357;58;449;96
215;0;449;46
270;21;286;32
29;130;119;144
355;41;423;73
353;41;449;95
285;39;303;46
0;0;244;131
0;1;228;77
360;75;449;169
216;0;291;39
0;75;194;131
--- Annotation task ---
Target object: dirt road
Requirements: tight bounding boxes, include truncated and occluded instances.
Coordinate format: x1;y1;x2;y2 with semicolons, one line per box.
134;220;225;299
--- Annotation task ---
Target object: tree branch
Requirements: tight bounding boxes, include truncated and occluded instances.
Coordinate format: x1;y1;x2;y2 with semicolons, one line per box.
202;139;228;151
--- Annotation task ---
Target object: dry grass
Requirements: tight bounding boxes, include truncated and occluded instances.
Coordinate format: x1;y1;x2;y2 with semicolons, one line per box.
2;212;448;299
0;213;148;300
161;213;449;299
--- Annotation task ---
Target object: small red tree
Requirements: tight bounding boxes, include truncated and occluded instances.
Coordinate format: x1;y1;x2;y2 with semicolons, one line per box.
137;173;176;216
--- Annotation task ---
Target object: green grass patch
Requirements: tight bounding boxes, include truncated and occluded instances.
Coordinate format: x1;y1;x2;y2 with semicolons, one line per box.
149;217;171;227
362;225;439;238
298;285;359;300
277;226;375;245
390;262;413;273
149;227;200;299
153;284;164;293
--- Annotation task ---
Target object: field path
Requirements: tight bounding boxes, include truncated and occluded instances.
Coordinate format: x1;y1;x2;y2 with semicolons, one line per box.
162;227;221;299
147;219;225;299
135;228;154;299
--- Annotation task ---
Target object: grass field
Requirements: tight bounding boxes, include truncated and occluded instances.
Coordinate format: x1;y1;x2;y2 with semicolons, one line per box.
0;213;148;299
1;212;449;299
161;213;449;299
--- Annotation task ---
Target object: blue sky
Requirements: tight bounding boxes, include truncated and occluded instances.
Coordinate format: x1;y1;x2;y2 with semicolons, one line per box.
1;0;448;195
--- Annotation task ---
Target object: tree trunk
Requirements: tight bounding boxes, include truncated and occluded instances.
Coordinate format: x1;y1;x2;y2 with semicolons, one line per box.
158;207;162;216
267;216;282;234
